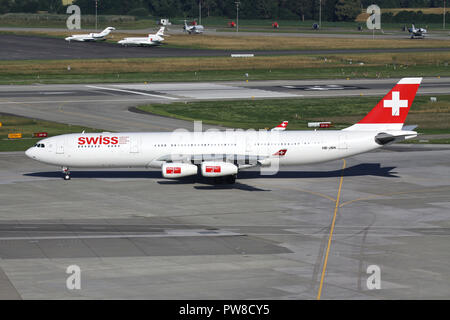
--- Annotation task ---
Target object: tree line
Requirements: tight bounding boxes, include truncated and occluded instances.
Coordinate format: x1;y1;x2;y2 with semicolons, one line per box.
0;0;447;21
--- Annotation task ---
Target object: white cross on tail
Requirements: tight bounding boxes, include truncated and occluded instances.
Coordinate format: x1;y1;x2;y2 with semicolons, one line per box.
383;91;408;116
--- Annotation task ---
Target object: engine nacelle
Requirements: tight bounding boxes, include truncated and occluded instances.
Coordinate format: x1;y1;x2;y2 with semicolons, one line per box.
201;162;238;177
162;163;197;178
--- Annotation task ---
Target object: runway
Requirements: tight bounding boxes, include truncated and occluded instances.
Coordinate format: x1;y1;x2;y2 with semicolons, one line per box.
1;77;449;132
0;145;449;299
1;34;450;60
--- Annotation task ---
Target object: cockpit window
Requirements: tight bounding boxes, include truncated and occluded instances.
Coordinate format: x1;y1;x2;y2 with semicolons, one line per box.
35;144;45;148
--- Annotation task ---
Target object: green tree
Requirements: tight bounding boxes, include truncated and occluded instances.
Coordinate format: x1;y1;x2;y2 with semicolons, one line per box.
334;0;361;22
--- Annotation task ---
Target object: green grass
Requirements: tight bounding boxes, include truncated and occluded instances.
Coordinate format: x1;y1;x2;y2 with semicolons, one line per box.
1;64;450;85
0;113;103;151
137;95;450;133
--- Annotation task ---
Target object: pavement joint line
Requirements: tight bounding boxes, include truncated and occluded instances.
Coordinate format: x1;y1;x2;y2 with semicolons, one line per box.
317;159;346;300
86;85;178;100
251;182;336;202
339;186;450;208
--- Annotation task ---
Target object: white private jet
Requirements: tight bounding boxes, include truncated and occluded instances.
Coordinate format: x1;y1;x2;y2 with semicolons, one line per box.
118;27;165;46
183;20;204;34
65;27;116;42
26;78;421;183
409;24;427;38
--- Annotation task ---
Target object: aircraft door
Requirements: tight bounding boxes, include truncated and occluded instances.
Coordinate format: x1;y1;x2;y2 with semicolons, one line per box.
130;136;140;153
56;138;64;154
338;134;348;149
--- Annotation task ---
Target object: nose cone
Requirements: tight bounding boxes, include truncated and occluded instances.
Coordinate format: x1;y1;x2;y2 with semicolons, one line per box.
25;147;36;159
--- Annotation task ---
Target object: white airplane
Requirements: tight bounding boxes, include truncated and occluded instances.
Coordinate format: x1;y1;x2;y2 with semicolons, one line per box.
118;27;165;46
65;27;116;42
25;78;421;183
183;20;204;34
409;24;427;38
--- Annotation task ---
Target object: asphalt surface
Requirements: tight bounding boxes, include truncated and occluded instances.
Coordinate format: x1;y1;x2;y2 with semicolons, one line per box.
0;145;449;299
1;34;450;60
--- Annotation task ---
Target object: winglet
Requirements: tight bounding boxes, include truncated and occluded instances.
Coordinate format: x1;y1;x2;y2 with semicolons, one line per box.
271;121;288;131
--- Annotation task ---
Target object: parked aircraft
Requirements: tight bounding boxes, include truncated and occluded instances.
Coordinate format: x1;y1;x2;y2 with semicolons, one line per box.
25;78;421;183
65;27;116;42
118;27;165;46
183;20;204;34
408;24;427;38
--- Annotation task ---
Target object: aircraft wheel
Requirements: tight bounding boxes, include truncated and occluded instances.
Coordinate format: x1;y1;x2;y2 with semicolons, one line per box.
213;177;224;184
62;166;71;180
225;175;237;184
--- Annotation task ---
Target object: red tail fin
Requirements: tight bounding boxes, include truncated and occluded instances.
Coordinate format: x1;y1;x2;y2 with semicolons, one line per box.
345;77;422;131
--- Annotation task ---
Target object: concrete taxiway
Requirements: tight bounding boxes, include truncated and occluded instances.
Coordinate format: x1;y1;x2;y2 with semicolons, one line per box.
1;77;449;132
0;145;449;299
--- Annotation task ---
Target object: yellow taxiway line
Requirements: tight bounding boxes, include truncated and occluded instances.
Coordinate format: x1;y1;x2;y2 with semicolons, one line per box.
317;159;346;300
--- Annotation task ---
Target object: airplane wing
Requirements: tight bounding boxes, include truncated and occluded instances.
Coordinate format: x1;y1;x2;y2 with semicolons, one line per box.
149;150;288;169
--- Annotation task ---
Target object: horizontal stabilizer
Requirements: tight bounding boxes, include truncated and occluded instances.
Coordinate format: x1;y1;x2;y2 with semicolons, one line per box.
402;125;418;131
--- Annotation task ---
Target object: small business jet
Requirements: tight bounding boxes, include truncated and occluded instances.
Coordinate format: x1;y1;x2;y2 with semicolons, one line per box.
26;78;421;183
65;27;115;42
183;20;204;34
408;24;427;38
118;27;165;46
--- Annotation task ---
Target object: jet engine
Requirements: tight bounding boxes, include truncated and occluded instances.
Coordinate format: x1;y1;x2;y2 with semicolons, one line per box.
162;163;197;178
200;162;238;177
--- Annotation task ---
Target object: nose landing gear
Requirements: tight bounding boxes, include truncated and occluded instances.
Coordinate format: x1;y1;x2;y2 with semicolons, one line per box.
62;167;71;180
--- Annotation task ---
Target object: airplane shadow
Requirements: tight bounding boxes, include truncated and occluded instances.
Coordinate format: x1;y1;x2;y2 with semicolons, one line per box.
238;163;399;179
23;163;398;185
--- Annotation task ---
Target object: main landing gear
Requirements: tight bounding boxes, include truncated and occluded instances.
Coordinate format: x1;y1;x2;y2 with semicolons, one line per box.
213;174;236;185
62;166;71;180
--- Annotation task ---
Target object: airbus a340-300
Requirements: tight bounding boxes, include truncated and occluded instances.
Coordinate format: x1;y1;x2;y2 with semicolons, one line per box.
26;78;422;183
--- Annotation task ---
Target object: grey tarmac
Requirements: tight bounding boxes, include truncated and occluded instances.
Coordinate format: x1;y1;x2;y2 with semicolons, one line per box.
0;145;449;299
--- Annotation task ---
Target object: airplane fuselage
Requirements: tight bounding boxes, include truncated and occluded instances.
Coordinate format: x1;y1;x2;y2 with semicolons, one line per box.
26;130;381;168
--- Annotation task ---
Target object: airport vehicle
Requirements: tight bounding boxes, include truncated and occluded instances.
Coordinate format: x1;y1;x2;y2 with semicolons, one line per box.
183;20;204;34
408;24;427;38
118;27;165;46
157;19;172;26
25;78;421;183
65;27;116;42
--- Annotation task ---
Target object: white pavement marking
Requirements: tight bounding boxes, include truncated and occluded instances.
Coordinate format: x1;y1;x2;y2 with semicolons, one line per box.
0;230;242;241
115;83;300;99
0;98;166;104
86;85;178;100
